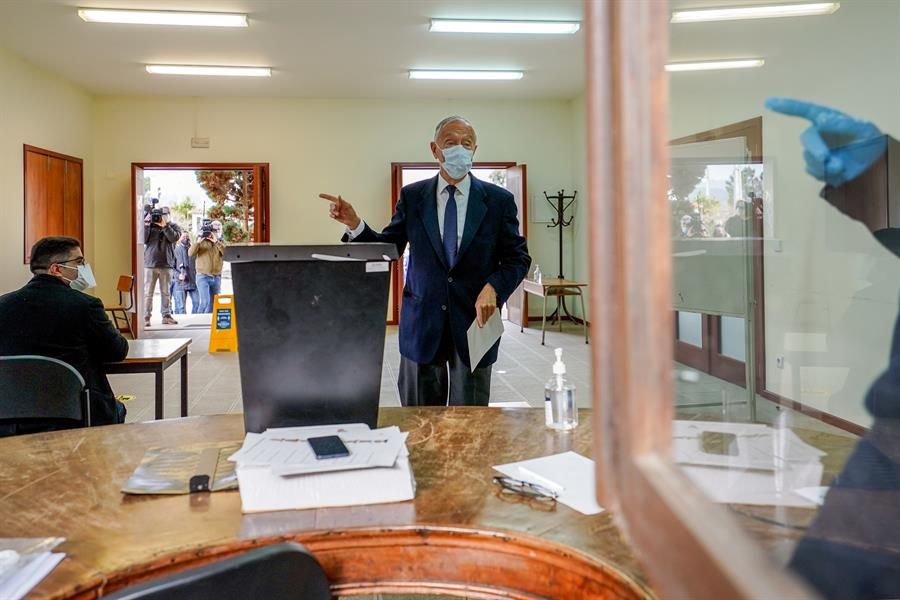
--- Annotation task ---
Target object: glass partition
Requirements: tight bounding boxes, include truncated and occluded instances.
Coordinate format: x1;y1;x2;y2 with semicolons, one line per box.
668;1;900;596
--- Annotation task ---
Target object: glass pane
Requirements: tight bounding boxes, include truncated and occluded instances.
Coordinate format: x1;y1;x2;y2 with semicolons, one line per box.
719;316;745;361
677;311;703;347
669;2;900;596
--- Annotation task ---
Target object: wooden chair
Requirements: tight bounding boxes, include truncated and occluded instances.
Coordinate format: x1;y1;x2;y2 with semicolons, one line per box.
105;275;136;339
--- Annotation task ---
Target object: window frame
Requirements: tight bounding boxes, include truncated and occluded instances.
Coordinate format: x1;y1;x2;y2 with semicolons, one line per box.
585;1;813;597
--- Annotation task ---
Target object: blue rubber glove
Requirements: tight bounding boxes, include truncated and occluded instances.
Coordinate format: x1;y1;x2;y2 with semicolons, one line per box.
765;97;887;187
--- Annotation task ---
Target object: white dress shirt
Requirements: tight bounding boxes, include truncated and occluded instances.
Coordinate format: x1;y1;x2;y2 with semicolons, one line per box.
347;173;471;250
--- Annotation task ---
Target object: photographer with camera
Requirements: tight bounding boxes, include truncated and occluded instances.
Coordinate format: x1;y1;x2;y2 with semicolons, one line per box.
190;219;225;313
143;200;182;326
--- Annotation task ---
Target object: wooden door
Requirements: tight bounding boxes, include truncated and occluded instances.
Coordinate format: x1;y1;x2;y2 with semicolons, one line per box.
132;165;145;338
505;164;528;327
24;150;47;263
64;160;83;240
46;157;66;236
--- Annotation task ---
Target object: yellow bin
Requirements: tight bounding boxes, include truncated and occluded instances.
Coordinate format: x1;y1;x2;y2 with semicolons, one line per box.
209;294;238;353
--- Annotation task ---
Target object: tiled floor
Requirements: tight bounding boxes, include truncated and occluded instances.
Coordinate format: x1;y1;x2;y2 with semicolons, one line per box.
115;319;855;441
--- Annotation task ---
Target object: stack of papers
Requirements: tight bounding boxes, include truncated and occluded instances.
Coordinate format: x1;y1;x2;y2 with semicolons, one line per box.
230;423;415;513
494;451;605;515
674;420;828;507
0;538;65;600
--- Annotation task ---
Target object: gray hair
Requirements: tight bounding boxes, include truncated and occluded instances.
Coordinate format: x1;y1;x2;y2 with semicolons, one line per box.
434;115;474;141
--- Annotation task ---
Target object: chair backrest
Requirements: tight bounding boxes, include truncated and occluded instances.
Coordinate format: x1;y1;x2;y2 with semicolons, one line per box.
117;275;135;310
105;542;330;600
0;355;90;432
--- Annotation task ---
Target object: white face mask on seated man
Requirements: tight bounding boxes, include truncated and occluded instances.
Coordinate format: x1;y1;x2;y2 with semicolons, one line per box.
57;260;97;292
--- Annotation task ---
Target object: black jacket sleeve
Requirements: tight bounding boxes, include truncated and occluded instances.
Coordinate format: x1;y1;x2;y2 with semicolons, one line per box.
83;296;129;362
343;192;410;258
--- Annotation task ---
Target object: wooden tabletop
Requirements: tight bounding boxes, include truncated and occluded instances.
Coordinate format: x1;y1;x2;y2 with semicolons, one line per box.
0;408;652;599
109;338;192;364
0;408;855;598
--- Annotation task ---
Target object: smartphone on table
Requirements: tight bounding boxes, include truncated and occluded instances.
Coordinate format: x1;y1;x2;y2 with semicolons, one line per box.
307;435;351;460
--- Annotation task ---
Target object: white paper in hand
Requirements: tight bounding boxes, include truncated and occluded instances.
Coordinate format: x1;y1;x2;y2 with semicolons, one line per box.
466;310;503;372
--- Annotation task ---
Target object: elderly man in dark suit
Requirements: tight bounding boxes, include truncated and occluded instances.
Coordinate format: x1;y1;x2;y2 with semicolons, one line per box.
321;116;531;406
0;236;129;432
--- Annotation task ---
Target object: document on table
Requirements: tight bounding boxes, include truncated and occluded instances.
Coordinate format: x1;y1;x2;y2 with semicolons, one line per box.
230;424;408;477
494;451;605;515
0;538;66;600
467;310;504;372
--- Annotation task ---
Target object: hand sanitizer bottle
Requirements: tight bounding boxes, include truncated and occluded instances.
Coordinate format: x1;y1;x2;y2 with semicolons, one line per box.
545;348;577;430
533;264;542;284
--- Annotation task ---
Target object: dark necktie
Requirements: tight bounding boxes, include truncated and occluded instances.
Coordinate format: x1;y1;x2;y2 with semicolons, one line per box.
443;185;458;267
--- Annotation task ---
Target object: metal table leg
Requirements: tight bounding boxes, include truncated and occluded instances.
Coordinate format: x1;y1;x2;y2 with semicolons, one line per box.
155;368;164;420
180;353;189;417
579;290;588;344
541;295;548;345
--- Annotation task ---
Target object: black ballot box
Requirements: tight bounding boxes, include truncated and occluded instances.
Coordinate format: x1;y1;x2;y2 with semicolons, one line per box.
225;243;398;432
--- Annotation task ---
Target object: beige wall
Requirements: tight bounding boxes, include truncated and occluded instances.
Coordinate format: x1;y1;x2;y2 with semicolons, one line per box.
92;96;576;314
0;47;94;293
668;1;900;427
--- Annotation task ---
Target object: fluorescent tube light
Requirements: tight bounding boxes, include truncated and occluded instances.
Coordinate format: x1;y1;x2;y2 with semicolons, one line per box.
430;19;580;34
409;70;524;80
78;9;248;27
146;65;271;77
671;2;839;23
665;59;765;72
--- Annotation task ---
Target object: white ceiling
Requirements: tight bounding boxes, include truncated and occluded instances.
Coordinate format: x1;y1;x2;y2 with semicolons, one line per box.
0;1;853;100
0;0;584;99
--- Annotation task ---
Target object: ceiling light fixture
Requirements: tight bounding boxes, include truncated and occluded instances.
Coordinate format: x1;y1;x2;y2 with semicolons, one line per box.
671;2;839;24
78;8;248;27
665;59;765;72
409;70;524;80
146;65;271;77
429;19;580;34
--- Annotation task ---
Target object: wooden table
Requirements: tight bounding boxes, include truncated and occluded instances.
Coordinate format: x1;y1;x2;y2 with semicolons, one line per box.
522;278;589;345
0;408;651;599
104;338;191;420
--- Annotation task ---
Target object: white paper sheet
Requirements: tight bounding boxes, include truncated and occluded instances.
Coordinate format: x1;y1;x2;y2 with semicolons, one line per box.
228;423;370;464
231;425;407;477
466;310;504;372
494;451;605;515
0;552;65;600
681;461;824;507
673;420;825;471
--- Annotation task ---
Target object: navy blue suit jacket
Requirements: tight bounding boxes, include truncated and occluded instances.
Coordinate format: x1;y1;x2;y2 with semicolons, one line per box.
347;174;530;367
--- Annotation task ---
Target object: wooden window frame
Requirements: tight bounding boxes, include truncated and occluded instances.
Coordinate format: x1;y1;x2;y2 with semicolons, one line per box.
585;1;812;597
23;144;84;263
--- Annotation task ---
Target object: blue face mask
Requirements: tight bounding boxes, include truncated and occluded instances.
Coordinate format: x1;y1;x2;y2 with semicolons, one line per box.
439;145;473;180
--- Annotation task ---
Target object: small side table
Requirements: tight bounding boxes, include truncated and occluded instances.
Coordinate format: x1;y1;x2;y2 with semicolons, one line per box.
521;278;589;345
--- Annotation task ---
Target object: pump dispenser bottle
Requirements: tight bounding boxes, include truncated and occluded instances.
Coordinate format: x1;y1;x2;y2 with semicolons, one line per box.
544;348;577;430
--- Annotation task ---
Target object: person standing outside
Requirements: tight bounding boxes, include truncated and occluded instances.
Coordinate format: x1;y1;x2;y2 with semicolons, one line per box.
190;220;225;313
320;116;531;407
143;205;181;326
173;231;199;314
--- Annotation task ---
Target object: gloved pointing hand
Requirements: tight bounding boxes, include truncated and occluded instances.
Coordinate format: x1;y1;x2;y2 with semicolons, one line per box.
765;97;886;187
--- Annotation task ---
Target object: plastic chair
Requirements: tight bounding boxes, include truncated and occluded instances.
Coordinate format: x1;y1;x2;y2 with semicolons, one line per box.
105;542;330;600
0;355;90;436
105;275;136;339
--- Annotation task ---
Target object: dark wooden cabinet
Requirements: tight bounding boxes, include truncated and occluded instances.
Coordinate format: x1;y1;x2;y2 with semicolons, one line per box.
23;145;83;263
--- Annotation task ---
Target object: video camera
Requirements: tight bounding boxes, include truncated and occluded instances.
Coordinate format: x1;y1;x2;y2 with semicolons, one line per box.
144;198;169;224
200;218;215;239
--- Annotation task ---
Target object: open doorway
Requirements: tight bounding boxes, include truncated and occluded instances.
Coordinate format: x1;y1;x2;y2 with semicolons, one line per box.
130;163;270;337
388;162;528;327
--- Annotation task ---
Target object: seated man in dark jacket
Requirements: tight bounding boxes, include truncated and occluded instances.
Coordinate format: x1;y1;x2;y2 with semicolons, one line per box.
0;236;129;433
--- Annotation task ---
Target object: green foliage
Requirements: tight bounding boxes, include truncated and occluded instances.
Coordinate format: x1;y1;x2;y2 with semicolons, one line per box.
170;196;195;227
195;170;255;243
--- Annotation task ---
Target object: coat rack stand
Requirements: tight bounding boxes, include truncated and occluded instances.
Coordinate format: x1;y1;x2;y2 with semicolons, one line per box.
544;190;583;325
